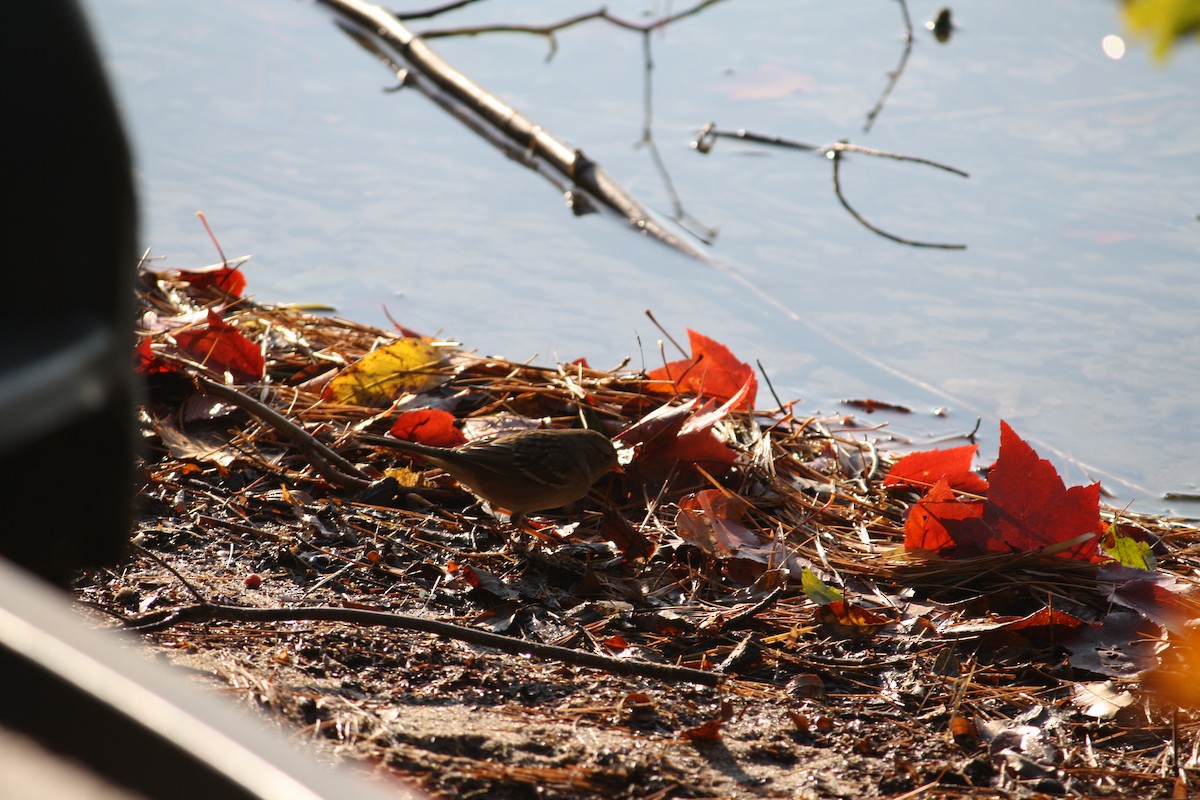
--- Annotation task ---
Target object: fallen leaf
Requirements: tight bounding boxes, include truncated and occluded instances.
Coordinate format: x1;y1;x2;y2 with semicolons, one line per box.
151;415;239;467
598;506;656;561
800;568;844;606
1102;564;1199;635
814;601;890;638
903;478;987;554
323;338;444;406
615;389;742;482
1001;607;1086;634
176;256;250;297
680;701;734;742
885;444;988;494
1072;681;1136;719
388;408;467;447
174;309;264;381
949;715;977;742
680;718;723;742
902;423;1105;560
134;338;175;375
646;329;758;406
983;421;1103;560
602;634;629;651
1063;610;1159;678
676;490;758;558
842;397;912;414
1100;524;1157;570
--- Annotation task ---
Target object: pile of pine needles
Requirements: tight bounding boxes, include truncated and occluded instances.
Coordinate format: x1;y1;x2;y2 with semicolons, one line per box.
86;265;1200;797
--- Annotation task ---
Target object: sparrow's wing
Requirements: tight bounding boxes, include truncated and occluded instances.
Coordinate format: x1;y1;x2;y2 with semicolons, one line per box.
509;434;580;489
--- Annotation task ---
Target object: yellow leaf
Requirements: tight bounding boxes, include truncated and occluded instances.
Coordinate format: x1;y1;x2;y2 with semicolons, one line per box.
323;338;444;406
1123;0;1200;60
1100;524;1157;570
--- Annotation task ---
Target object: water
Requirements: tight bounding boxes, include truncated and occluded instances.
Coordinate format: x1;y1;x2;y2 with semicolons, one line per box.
81;0;1200;515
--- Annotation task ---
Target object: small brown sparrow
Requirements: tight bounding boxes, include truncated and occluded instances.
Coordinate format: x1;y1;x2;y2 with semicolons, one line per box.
360;428;619;521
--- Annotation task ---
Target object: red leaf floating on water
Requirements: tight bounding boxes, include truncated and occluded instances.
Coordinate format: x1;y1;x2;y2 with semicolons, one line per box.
388;408;467;448
885;444;988;495
174;309;264;382
646;329;758;406
983;421;1103;561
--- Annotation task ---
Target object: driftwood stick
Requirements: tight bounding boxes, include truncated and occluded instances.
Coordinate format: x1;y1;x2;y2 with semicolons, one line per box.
129;602;722;687
316;0;706;261
190;374;372;491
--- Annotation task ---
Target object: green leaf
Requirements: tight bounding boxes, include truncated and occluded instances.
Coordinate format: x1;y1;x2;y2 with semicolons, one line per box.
801;568;844;606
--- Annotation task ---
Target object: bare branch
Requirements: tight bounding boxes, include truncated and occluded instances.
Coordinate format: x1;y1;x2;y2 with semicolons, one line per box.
129;601;722;687
693;124;969;249
864;0;915;133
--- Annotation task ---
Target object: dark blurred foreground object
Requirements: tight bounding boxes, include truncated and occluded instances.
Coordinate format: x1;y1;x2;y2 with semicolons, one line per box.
0;2;137;583
0;557;416;800
0;6;423;798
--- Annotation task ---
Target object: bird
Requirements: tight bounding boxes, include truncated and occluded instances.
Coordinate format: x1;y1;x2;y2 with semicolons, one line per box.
359;427;619;522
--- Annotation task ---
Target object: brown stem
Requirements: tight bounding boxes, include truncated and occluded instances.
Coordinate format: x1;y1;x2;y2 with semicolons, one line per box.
129;602;721;687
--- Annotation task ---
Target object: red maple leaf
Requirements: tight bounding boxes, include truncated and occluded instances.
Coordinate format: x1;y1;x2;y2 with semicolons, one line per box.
646;329;758;406
982;421;1103;560
174;309;264;382
885;444;988;494
177;258;248;298
133;338;176;375
615;377;752;483
388;408;467;448
902;422;1103;561
903;478;987;553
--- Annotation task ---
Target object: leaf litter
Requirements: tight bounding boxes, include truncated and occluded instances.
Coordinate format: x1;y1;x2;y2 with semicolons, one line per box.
76;261;1200;798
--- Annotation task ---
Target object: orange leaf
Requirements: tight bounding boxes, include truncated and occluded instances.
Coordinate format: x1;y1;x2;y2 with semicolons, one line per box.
675;489;757;558
813;601;890;638
885;444;987;495
388;409;467;448
647;329;758;406
681;718;724;742
903;478;986;553
174;309;264;381
1000;607;1086;633
680;701;734;742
